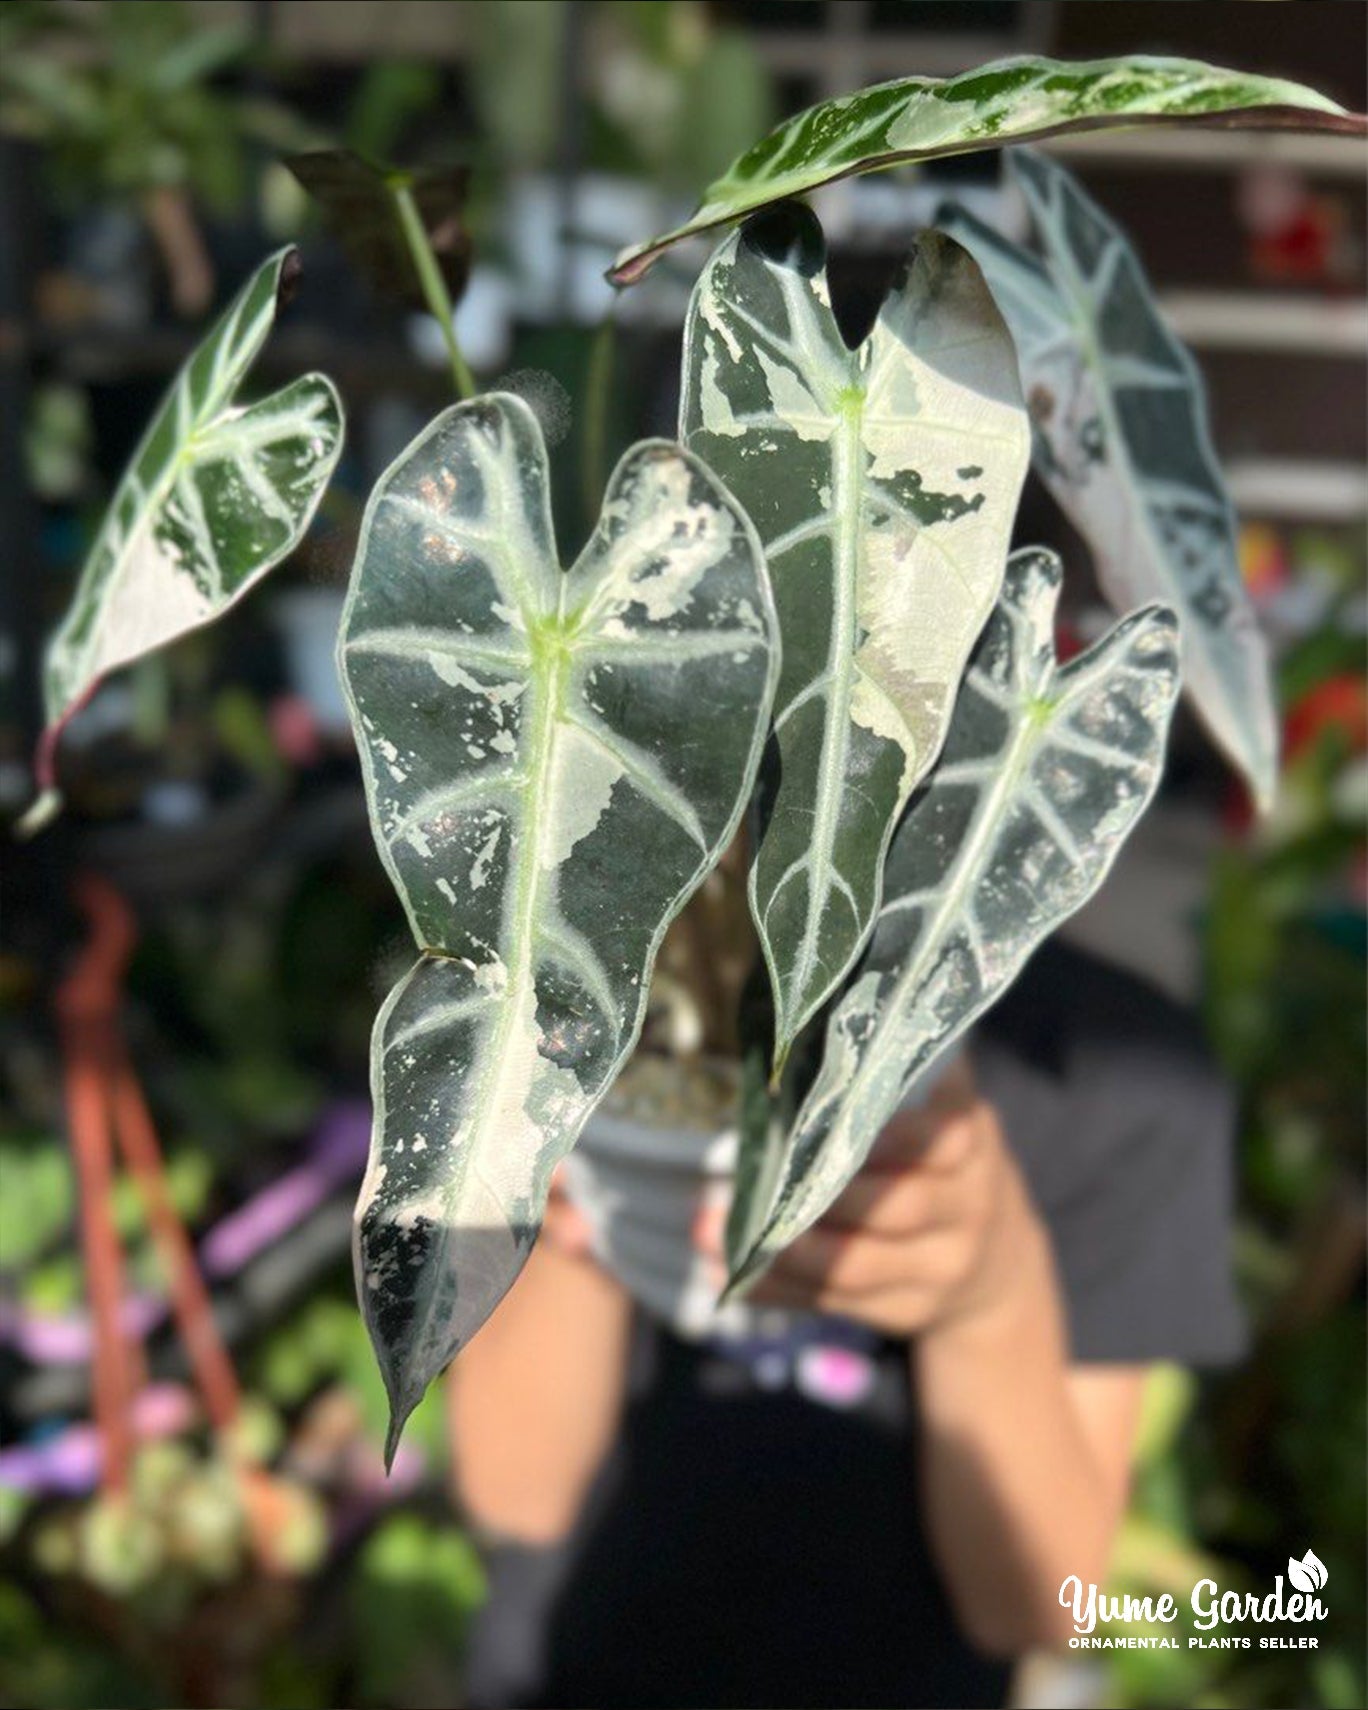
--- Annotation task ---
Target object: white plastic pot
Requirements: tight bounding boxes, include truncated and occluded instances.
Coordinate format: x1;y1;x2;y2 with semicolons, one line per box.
565;1052;954;1340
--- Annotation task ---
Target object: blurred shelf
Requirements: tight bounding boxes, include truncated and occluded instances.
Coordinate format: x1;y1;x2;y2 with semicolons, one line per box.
1158;290;1368;355
1226;458;1368;521
195;0;473;61
740;0;1051;96
33;324;450;399
1047;127;1368;177
754;30;1028;80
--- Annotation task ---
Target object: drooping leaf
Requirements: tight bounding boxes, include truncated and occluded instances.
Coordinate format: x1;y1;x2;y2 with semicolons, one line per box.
611;55;1365;284
285;150;471;308
727;548;1180;1289
339;395;778;1454
29;247;343;824
939;150;1279;809
681;208;1029;1070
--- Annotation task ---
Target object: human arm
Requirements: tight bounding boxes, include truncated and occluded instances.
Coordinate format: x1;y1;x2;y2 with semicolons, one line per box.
448;1182;633;1545
696;1070;1146;1654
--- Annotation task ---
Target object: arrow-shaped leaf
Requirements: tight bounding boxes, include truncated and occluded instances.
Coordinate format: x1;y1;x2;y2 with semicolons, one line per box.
682;208;1029;1070
30;247;343;821
612;54;1365;283
727;548;1180;1289
340;395;778;1455
939;150;1278;808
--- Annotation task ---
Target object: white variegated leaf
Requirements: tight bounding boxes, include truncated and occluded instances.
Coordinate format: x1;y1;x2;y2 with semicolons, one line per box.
339;396;778;1456
612;54;1364;284
682;209;1029;1070
727;548;1181;1289
939;151;1278;808
31;248;343;822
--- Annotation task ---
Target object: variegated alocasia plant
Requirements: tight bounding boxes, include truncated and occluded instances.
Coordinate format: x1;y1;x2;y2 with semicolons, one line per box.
338;395;778;1456
682;208;1029;1072
339;52;1362;1427
611;53;1366;283
36;48;1361;1456
938;150;1278;809
727;548;1182;1287
23;247;343;832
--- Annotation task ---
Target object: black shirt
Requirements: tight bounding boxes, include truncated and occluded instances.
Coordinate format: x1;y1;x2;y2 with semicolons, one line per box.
465;942;1246;1710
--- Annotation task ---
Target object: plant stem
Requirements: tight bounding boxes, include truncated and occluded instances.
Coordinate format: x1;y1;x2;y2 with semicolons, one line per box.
391;179;477;401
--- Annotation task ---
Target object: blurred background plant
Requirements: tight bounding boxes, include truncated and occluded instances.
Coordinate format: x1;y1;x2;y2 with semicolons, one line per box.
1096;524;1367;1710
0;0;314;315
0;3;1363;1707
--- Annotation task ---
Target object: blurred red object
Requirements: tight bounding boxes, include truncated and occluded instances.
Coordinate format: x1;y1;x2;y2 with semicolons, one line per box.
1284;674;1368;761
1250;200;1343;284
1236;163;1356;288
1054;616;1086;662
269;693;324;767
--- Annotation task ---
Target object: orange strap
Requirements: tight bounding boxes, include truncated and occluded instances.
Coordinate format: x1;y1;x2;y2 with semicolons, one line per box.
58;874;241;1490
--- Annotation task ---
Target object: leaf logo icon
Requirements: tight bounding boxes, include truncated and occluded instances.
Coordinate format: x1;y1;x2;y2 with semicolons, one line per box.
1287;1550;1328;1593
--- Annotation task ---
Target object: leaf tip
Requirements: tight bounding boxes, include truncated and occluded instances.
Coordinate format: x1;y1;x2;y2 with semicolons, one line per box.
607;246;652;288
714;1273;748;1311
15;787;62;840
276;247;304;311
382;1393;418;1474
1248;736;1280;818
718;1241;770;1307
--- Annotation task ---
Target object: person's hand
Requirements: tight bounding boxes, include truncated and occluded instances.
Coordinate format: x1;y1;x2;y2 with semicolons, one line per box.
540;1165;597;1261
694;1064;1048;1340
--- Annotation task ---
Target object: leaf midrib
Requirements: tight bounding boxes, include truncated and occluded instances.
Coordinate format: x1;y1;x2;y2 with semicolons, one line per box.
1014;166;1268;802
425;622;568;1339
1033;174;1203;658
781;387;865;1047
806;642;1045;1175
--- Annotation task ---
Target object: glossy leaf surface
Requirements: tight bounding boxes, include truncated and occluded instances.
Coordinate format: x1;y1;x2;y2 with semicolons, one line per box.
340;396;778;1453
682;209;1029;1067
611;55;1364;283
939;151;1278;807
35;247;343;802
727;548;1180;1288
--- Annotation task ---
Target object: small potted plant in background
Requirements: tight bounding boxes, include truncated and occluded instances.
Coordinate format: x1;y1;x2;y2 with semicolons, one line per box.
21;52;1365;1466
